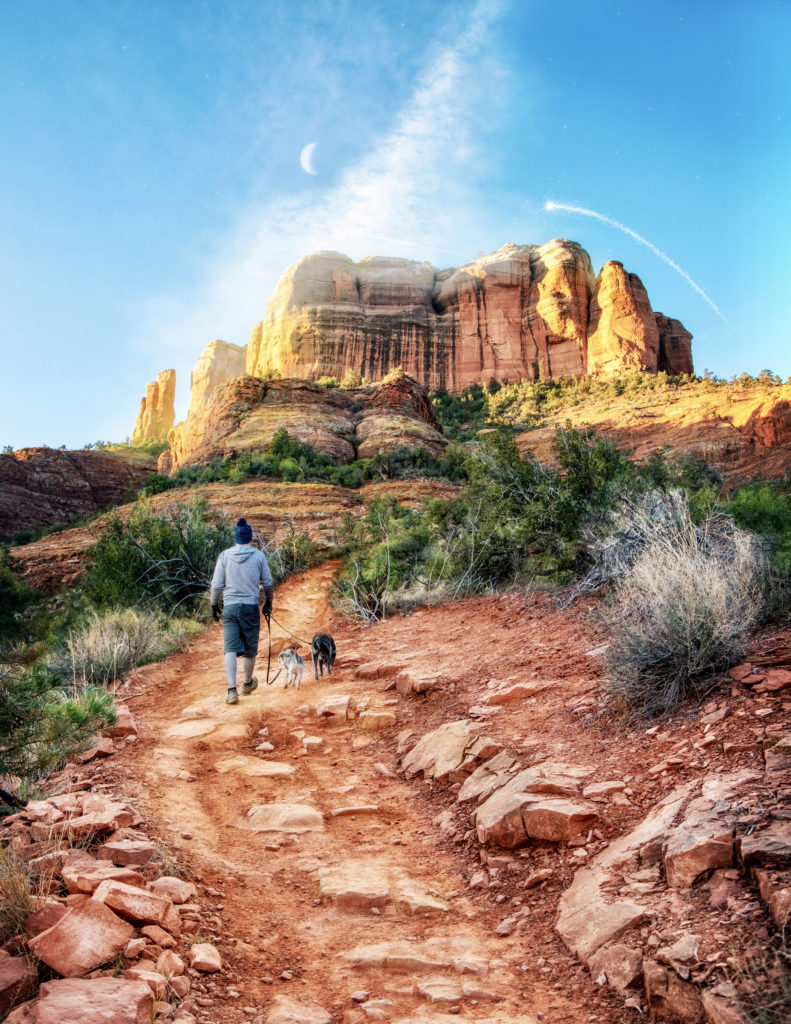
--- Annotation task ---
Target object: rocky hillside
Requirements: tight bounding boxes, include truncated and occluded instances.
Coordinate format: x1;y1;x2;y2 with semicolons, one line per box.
0;448;156;539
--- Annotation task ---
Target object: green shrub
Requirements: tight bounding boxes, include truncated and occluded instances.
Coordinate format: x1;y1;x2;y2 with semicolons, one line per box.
83;496;232;612
730;483;791;567
0;665;116;785
0;553;41;649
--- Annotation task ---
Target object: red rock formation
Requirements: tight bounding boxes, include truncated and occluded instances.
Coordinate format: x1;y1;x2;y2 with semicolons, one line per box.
655;314;694;374
132;370;176;443
244;241;690;391
167;372;445;471
0;449;155;538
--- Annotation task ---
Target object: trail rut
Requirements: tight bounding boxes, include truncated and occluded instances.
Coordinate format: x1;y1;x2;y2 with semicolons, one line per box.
111;563;616;1023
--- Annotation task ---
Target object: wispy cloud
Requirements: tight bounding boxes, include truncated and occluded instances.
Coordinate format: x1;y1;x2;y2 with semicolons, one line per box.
140;0;505;411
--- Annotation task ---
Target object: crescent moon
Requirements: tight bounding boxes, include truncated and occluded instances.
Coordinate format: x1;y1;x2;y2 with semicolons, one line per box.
300;142;318;175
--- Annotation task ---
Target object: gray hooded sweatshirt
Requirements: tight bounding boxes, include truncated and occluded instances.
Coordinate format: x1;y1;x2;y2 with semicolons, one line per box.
210;544;274;608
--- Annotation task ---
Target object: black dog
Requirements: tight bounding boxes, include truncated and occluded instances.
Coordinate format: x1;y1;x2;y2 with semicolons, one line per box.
311;633;336;679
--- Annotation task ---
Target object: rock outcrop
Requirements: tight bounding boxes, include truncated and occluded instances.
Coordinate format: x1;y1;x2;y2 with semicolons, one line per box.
586;262;659;375
244;241;691;390
131;370;176;443
0;448;155;539
655;313;694;375
167;370;446;471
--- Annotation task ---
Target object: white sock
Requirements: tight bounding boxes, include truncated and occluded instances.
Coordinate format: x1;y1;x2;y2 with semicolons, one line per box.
243;658;256;685
225;652;238;690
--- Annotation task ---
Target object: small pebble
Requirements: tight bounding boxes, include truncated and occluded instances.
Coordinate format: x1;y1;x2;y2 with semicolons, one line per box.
280;970;293;981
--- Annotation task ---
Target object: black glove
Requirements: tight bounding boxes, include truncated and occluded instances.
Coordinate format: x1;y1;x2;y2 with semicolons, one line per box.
262;600;272;623
211;604;221;623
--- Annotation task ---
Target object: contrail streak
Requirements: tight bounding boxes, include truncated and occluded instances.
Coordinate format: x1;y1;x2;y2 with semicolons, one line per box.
544;200;727;323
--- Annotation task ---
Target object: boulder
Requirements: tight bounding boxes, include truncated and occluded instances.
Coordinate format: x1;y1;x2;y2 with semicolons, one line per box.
77;735;114;761
664;823;734;887
0;951;37;1016
4;978;153;1024
92;879;173;926
315;694;350;718
266;994;332;1024
401;720;476;782
102;705;138;739
28;898;134;977
188;943;222;972
156;949;185;977
147;877;196;904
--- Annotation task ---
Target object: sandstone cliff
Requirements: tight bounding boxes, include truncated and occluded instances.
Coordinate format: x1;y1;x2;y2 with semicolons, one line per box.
187;340;246;418
0;448;155;538
132;369;176;443
168;370;447;471
245;240;692;390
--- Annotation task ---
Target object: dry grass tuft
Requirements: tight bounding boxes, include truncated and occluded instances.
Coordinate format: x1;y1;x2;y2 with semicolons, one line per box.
604;490;772;717
0;841;59;941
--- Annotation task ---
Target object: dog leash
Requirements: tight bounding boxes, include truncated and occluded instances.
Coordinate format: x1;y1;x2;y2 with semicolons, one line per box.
268;613;312;648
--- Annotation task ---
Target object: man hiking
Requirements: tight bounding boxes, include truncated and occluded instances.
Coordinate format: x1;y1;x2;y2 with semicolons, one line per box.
210;517;274;705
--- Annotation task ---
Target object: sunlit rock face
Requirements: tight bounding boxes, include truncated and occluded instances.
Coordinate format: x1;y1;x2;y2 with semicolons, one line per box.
245;240;684;390
188;340;246;418
132;369;176;443
586;262;660;376
655;314;694;375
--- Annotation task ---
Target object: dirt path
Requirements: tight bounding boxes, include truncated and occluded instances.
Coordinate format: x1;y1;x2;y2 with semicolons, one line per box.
112;564;605;1024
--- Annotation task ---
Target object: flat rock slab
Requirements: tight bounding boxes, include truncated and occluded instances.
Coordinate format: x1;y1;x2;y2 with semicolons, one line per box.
318;863;448;914
60;852;145;894
28;897;134;977
148;877;197;903
357;711;397;732
4;977;153;1024
315;694;350;718
246;803;324;833
267;994;332;1024
214;755;295;779
165;720;216;738
345;939;489;975
93;879;172;926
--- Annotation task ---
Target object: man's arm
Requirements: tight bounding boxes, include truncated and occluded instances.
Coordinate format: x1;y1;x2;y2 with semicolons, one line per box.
259;552;274;618
210;553;225;619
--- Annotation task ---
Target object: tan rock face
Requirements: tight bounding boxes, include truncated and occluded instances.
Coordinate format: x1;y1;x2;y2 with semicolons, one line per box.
587;262;659;375
132;369;176;443
187;339;246;418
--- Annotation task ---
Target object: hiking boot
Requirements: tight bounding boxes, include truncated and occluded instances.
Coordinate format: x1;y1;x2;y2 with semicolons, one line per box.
225;688;239;705
242;677;258;695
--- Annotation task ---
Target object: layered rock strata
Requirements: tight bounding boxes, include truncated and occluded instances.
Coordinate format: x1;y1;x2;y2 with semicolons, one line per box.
245;241;693;390
167;370;446;471
131;370;176;443
187;340;245;418
0;448;155;538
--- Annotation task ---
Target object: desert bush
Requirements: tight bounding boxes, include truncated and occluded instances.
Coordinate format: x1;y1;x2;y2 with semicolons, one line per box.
0;553;41;650
52;608;197;686
0;664;115;785
83;496;232;611
256;522;320;584
604;491;772;716
730;482;791;567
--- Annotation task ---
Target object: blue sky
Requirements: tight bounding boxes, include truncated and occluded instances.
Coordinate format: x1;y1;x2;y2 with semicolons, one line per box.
1;0;788;447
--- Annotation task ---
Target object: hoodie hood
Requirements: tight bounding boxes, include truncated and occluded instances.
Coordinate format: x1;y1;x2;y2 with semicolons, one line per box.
227;544;258;562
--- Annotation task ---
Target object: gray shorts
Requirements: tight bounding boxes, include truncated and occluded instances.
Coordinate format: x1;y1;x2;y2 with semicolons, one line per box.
222;603;260;658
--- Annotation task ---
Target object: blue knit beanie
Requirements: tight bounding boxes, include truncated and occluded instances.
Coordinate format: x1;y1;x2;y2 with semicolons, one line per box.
234;517;253;544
